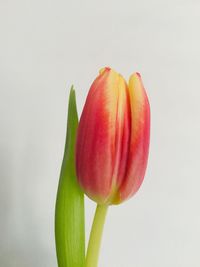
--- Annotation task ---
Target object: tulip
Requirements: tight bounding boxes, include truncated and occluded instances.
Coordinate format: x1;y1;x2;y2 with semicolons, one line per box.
76;67;150;205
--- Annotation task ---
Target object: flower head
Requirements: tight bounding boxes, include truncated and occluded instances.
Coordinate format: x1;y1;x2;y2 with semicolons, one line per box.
76;67;150;205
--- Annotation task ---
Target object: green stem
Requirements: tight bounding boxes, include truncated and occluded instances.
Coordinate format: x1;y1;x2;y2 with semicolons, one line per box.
86;204;108;267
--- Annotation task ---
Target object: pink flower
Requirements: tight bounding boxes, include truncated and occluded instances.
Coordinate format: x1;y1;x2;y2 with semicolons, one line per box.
76;67;150;204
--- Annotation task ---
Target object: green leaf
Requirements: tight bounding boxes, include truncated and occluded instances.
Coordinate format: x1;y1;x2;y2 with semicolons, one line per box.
55;87;85;267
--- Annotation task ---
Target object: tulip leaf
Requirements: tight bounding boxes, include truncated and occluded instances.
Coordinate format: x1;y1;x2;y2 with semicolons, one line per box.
55;87;85;267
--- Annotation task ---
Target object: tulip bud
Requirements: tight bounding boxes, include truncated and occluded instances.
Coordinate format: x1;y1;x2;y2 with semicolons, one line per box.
76;67;150;205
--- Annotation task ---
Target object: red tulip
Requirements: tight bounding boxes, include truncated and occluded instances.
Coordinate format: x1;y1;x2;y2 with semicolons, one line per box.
76;67;150;205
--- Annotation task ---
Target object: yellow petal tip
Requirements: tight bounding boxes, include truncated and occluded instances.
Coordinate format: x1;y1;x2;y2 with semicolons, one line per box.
99;67;111;75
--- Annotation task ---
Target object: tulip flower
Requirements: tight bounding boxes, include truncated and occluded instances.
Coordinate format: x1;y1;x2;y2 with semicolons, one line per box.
55;68;151;267
76;67;150;205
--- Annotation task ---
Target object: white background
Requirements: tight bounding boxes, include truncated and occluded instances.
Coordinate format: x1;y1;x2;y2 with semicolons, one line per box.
1;0;200;266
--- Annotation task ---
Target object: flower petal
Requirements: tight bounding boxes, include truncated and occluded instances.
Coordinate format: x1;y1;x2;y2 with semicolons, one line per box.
76;68;128;203
117;73;150;203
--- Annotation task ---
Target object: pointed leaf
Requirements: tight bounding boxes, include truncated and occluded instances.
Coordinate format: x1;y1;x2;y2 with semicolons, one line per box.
55;87;85;267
